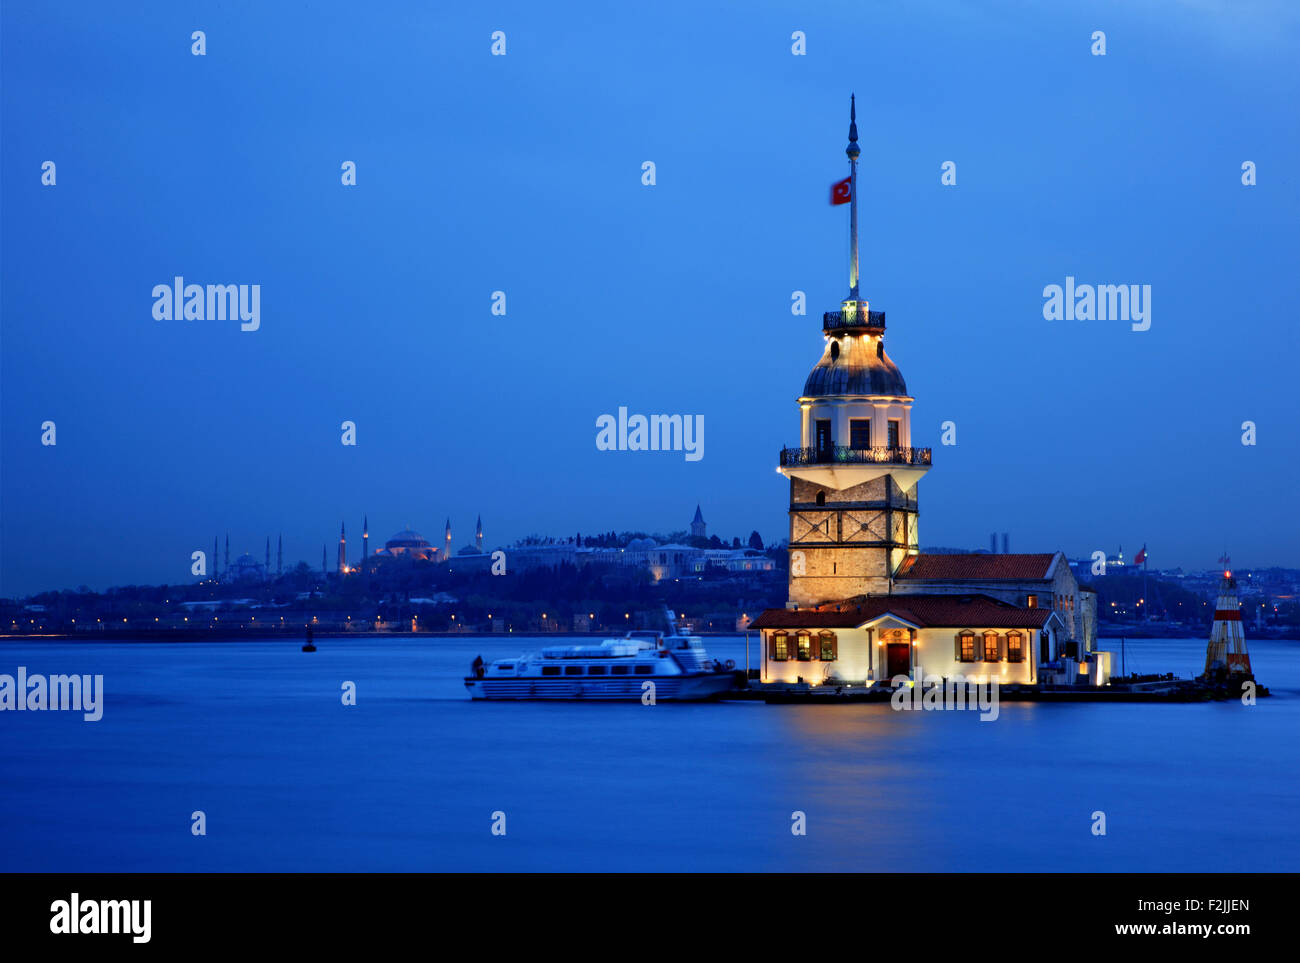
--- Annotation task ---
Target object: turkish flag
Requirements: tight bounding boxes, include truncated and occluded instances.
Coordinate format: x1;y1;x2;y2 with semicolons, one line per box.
1134;545;1147;565
830;177;852;205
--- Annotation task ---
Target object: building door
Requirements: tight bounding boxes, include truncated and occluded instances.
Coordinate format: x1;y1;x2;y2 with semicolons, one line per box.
886;643;911;679
815;420;832;459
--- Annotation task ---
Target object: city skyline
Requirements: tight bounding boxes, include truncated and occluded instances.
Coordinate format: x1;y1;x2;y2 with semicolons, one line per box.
4;3;1297;597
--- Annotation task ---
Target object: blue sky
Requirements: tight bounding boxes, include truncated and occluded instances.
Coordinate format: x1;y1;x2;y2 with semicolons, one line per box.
2;1;1297;595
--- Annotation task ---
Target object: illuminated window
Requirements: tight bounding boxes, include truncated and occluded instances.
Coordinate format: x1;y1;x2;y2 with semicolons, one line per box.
1007;632;1023;663
796;632;812;661
887;420;900;449
819;631;837;661
983;631;1000;662
1026;594;1038;609
959;632;975;662
772;632;789;661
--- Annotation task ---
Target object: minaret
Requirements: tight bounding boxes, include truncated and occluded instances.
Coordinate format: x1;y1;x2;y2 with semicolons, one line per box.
363;516;369;560
776;96;929;607
277;534;282;576
337;521;347;574
475;515;483;554
444;519;452;562
213;535;219;580
1202;560;1253;679
691;505;707;539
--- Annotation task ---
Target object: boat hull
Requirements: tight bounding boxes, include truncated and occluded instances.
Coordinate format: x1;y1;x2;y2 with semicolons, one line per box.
464;672;736;702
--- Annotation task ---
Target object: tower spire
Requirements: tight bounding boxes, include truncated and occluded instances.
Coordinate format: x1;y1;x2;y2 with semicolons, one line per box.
847;93;861;302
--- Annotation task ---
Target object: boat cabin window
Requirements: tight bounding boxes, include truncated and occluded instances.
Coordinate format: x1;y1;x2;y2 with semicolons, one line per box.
497;664;513;671
541;666;560;676
634;665;653;675
564;665;583;675
587;665;607;675
610;665;630;675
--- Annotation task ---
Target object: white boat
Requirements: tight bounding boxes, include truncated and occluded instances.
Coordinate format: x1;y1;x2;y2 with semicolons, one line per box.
464;632;737;701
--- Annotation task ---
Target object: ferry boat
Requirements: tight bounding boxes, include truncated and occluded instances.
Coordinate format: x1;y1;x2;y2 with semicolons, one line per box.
464;631;738;701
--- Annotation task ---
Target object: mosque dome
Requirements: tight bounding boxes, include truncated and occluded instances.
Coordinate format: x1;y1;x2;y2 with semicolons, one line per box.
803;334;908;398
385;529;431;550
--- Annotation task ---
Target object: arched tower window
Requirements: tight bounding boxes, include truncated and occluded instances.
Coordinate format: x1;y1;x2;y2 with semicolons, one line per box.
815;491;826;506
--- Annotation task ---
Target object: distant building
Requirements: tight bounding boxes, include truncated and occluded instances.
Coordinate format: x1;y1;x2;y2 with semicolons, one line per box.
690;505;707;540
226;552;267;582
374;528;439;562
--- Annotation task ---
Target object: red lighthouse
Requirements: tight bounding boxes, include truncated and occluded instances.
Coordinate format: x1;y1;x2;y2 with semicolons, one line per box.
1202;563;1252;679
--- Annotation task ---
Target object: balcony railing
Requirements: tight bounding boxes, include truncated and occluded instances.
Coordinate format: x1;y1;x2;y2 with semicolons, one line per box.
823;309;886;332
780;445;932;467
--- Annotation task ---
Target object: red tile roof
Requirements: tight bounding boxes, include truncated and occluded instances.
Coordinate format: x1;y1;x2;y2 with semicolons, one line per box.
748;593;1052;631
894;553;1057;581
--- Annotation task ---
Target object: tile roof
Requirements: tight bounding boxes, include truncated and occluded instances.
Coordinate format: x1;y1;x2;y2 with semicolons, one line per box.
894;553;1057;581
748;593;1052;631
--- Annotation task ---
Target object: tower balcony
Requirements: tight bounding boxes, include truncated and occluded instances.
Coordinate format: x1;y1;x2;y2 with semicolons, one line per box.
823;309;886;334
780;445;930;467
778;445;931;493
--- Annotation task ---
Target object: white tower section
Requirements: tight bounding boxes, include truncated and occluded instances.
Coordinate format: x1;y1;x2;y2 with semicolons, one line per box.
777;96;931;606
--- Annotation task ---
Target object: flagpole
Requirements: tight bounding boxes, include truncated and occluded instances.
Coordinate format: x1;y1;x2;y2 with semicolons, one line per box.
847;94;860;302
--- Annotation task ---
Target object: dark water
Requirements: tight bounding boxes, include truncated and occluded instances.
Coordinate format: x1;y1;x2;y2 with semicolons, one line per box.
1;634;1296;871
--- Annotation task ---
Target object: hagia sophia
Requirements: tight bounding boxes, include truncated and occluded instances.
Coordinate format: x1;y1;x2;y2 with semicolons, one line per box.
337;515;488;573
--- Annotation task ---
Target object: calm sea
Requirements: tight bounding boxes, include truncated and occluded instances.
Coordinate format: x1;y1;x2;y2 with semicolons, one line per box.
0;634;1296;871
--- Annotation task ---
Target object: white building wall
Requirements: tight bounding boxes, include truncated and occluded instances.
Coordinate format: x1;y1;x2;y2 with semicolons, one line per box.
761;626;1040;685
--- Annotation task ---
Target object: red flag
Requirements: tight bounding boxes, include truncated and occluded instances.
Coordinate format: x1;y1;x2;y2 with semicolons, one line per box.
1134;545;1147;565
830;177;851;205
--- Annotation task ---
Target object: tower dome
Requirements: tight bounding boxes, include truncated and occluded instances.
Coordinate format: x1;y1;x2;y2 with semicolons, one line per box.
803;334;908;398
